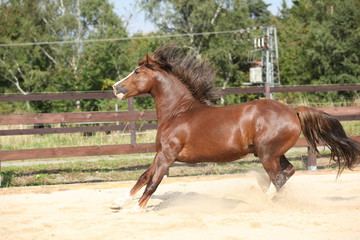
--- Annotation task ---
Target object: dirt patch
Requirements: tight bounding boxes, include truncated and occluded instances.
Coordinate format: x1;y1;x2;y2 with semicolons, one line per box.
1;170;360;240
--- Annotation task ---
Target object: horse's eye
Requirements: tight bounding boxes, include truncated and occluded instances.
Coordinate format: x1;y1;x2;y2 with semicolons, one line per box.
134;71;139;74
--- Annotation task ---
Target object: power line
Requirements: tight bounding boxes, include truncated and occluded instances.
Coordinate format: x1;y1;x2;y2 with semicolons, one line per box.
0;28;264;47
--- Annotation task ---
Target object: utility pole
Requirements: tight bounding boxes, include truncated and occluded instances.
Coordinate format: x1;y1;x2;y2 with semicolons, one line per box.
262;26;280;99
245;26;280;99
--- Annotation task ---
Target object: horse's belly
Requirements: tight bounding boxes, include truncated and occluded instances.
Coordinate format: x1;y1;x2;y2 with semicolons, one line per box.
177;141;249;163
176;110;252;163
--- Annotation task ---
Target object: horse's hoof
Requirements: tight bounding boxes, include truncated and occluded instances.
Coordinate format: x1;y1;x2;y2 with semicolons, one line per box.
110;203;122;210
120;203;144;213
133;203;142;212
266;183;277;200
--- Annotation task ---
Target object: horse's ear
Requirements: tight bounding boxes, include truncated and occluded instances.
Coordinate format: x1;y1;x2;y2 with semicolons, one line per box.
145;53;154;65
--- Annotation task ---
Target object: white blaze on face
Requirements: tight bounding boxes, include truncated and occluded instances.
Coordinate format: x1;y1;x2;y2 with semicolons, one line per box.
113;67;140;100
114;70;134;88
113;67;140;88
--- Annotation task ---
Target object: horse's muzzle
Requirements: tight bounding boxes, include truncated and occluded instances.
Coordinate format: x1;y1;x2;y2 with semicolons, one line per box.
113;84;127;100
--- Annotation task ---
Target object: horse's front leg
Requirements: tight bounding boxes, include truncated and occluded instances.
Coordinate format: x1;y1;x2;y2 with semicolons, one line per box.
110;162;155;210
136;151;175;211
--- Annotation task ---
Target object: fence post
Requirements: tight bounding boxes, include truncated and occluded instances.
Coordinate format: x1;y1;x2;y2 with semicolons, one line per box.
128;98;137;145
114;103;120;136
307;146;317;170
265;82;271;99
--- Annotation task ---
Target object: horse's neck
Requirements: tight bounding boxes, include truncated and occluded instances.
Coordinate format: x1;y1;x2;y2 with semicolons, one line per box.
151;72;199;123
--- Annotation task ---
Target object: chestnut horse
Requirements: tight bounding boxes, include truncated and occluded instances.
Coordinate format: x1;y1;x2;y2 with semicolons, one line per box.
111;44;360;211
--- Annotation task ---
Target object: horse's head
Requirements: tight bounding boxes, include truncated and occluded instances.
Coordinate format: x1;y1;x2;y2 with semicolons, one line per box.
113;53;156;100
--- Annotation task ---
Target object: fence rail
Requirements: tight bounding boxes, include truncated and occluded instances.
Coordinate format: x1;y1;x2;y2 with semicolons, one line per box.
1;84;359;102
1;84;359;172
0;110;157;125
0;143;156;162
2;136;360;162
0;106;358;135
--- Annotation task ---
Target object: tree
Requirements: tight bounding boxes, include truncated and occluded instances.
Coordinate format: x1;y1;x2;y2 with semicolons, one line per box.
0;0;130;112
140;0;229;53
0;1;54;111
276;0;360;104
247;0;271;24
306;0;360;102
278;0;290;20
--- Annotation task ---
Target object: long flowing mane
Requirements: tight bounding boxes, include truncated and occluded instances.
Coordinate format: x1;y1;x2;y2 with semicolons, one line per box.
148;44;220;104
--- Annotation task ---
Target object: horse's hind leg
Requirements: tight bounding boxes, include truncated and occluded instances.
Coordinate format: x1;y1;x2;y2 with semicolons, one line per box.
270;155;295;192
259;153;295;198
279;155;295;184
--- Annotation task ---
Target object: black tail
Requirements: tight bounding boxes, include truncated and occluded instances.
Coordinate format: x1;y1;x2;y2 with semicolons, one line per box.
296;106;360;176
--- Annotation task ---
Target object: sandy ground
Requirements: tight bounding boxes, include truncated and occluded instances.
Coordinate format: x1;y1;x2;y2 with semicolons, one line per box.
1;170;360;240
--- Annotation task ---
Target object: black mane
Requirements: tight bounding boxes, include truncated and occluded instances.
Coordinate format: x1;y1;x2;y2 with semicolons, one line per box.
150;44;219;104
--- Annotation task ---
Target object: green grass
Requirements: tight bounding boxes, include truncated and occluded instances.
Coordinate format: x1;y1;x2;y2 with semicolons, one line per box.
342;121;360;136
1;153;155;187
0;128;157;150
1;149;342;188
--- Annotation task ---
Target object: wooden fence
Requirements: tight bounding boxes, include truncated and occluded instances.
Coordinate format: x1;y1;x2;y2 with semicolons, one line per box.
1;84;359;180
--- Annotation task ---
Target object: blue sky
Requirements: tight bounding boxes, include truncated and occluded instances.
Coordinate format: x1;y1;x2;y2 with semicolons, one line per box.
110;0;293;35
